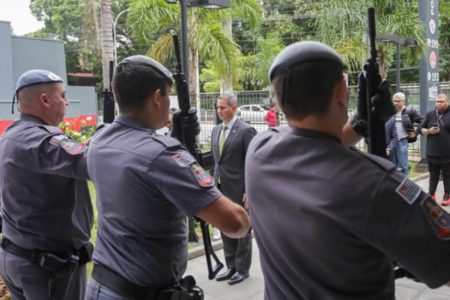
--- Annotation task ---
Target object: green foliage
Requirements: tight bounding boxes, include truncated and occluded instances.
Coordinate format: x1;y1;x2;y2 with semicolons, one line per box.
239;33;284;90
128;0;261;92
440;1;450;81
309;0;425;76
28;0;132;92
199;62;221;92
29;0;94;73
26;0;450;93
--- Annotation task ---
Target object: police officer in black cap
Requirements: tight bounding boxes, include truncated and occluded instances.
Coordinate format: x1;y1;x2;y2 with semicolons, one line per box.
246;41;450;299
85;55;251;300
0;69;93;299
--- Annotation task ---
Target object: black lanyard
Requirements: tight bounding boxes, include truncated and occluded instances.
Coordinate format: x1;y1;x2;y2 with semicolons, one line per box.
436;110;445;128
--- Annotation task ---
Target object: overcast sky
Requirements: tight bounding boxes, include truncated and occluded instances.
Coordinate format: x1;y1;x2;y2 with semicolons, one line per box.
0;0;43;35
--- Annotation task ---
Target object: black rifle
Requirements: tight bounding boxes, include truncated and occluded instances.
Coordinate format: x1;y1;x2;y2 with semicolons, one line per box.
170;30;224;280
103;60;115;124
365;8;386;158
365;8;419;282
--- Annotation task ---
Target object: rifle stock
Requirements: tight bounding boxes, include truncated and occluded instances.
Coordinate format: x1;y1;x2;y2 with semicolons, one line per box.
170;31;224;279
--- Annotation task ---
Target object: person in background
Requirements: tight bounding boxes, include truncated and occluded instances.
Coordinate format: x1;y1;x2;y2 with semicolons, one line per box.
246;41;450;300
211;93;256;285
0;69;93;300
419;93;450;205
85;55;251;299
385;92;423;175
164;110;173;136
264;104;277;127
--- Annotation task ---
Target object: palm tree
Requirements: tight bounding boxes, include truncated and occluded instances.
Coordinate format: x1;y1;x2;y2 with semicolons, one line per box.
126;0;261;100
311;0;425;79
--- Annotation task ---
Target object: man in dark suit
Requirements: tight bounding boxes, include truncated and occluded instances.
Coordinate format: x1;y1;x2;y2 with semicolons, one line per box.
211;93;256;285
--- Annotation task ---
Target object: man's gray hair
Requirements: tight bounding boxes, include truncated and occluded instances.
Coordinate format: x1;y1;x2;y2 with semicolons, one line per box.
392;92;406;101
437;93;449;101
218;93;238;106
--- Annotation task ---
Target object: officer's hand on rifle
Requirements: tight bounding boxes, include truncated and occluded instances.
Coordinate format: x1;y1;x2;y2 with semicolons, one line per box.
351;69;395;137
172;107;201;142
350;72;370;137
371;79;395;122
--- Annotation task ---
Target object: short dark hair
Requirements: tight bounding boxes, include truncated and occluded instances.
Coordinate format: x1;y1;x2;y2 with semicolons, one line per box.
113;61;172;109
272;61;343;120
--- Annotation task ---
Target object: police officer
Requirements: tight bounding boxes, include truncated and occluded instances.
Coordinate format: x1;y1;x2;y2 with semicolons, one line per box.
0;69;93;300
245;41;450;299
85;55;251;300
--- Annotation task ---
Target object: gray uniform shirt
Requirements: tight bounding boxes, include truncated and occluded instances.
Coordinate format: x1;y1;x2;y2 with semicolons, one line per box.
246;127;450;300
87;115;221;287
0;114;90;251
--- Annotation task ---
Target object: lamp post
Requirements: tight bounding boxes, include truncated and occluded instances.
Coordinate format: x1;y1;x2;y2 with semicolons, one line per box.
113;8;131;66
376;35;416;92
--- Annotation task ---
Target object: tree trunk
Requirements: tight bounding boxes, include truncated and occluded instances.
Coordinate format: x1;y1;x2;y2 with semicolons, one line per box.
100;0;114;90
188;11;198;107
220;19;233;93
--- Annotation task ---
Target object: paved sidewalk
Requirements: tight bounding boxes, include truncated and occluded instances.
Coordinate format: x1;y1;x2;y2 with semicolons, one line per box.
186;174;450;300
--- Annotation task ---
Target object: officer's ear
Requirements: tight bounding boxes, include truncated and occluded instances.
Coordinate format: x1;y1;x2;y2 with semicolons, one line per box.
151;88;163;109
39;92;51;108
335;79;348;109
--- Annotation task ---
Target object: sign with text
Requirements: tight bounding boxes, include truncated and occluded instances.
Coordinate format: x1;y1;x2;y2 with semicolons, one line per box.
420;0;440;107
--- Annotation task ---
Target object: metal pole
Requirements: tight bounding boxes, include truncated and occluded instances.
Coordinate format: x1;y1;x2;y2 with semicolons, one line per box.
180;0;190;91
396;42;401;92
113;9;131;66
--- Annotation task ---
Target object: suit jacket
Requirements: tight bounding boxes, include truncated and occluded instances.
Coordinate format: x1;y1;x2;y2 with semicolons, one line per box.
211;118;256;204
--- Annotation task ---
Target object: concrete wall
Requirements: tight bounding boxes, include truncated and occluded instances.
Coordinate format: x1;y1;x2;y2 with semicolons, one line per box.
66;86;97;116
0;21;96;120
0;21;14;103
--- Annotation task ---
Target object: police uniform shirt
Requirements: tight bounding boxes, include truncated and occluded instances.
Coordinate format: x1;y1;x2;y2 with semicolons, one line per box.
246;127;450;300
0;114;90;251
87;115;221;287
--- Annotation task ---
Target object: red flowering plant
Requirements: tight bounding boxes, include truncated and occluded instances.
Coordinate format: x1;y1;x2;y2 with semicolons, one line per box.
59;115;97;143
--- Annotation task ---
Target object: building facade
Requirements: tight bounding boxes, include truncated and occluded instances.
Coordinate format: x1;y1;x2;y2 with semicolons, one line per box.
0;20;96;120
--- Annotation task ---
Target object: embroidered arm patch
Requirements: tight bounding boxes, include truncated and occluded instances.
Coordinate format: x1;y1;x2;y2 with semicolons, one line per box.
172;150;196;167
172;150;214;187
49;135;86;155
422;197;450;240
395;177;421;204
49;135;67;146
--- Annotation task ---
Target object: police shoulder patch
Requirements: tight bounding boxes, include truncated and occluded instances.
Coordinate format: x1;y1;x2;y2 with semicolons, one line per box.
395;177;421;204
49;135;67;146
171;150;214;187
190;163;214;187
60;138;86;155
172;150;196;167
422;197;450;240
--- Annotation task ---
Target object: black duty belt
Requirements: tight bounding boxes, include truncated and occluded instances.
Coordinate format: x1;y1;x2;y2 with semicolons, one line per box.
0;238;91;272
92;264;159;299
1;239;64;262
